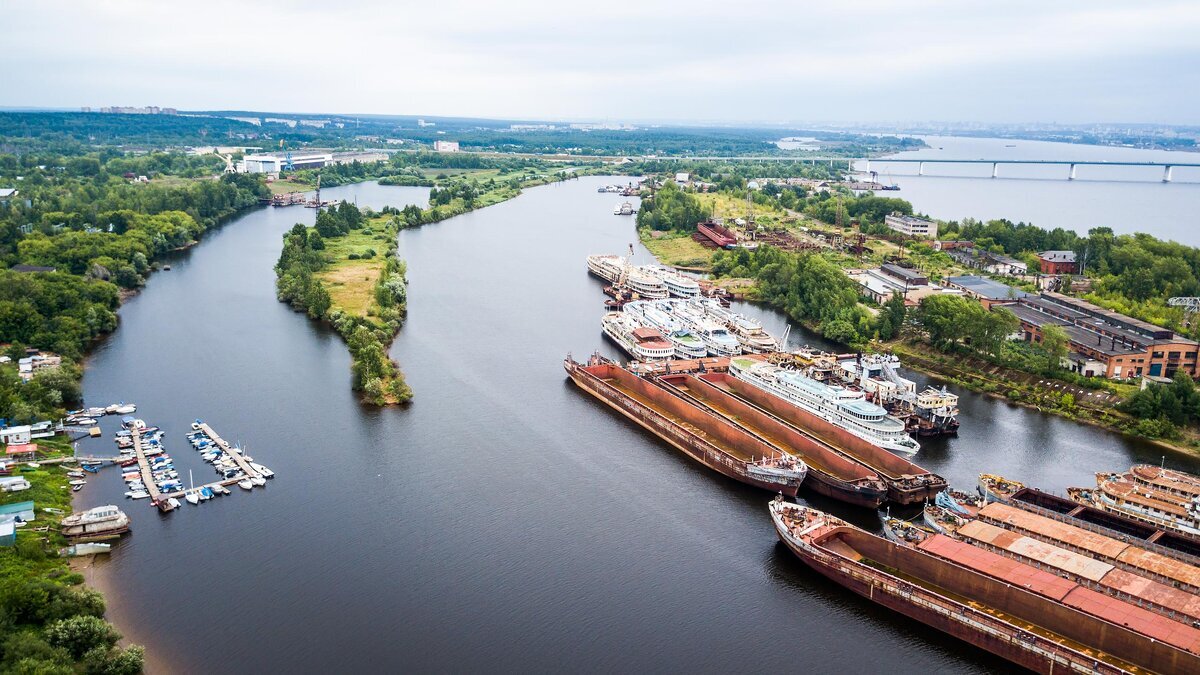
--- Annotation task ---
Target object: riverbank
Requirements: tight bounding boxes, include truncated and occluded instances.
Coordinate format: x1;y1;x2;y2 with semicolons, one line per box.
0;436;145;672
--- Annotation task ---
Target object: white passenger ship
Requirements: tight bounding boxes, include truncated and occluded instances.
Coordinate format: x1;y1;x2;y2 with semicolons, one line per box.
667;301;743;356
623;301;708;359
586;254;669;299
729;358;920;454
643;266;701;298
601;312;674;361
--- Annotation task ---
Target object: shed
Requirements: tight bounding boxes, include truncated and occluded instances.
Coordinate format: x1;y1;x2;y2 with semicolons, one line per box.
5;443;37;462
0;518;13;546
0;476;31;492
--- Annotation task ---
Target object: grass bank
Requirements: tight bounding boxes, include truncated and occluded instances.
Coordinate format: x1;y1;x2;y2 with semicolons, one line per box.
0;437;145;672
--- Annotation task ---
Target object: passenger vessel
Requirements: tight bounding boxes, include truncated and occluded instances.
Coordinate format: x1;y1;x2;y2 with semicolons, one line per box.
586;254;669;299
698;299;778;352
729;358;920;454
623;301;707;359
600;312;674;361
668;302;742;356
642;266;701;298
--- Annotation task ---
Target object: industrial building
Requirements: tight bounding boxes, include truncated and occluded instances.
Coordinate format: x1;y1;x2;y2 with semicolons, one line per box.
884;213;938;239
1002;292;1199;379
944;276;1028;308
1038;250;1078;275
849;264;954;304
241;153;333;173
433;141;460;153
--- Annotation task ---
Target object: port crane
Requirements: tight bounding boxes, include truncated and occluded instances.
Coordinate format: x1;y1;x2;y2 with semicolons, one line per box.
1169;297;1200;327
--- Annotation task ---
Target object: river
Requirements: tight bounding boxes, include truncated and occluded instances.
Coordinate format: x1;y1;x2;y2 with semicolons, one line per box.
854;135;1200;245
73;176;1200;673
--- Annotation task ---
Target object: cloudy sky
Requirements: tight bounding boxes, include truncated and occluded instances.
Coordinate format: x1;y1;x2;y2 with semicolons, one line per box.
3;0;1198;124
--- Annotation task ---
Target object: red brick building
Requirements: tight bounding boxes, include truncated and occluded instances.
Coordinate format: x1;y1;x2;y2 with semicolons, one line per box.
1037;250;1078;275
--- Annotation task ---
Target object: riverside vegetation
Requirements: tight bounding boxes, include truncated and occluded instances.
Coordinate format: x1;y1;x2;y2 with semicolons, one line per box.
274;168;579;404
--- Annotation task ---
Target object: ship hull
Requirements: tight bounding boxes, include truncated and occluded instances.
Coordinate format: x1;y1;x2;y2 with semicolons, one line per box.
566;359;803;496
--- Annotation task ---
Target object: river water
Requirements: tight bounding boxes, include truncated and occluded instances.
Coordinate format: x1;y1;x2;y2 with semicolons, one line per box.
854;135;1200;245
74;175;1200;673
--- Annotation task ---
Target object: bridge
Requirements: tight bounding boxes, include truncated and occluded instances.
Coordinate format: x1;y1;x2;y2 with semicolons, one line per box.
676;156;1200;181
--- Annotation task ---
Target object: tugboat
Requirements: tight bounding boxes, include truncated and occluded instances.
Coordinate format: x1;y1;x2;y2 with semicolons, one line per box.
977;473;1024;502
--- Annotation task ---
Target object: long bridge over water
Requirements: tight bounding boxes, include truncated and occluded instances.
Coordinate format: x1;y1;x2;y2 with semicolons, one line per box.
677;156;1200;181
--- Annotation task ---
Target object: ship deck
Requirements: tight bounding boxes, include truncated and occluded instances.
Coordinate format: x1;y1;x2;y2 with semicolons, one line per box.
591;368;763;463
978;502;1200;592
808;526;1157;673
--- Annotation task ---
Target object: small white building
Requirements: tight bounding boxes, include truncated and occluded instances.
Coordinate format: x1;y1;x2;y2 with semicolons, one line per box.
884;213;938;240
674;172;690;184
433;140;460;153
0;426;31;445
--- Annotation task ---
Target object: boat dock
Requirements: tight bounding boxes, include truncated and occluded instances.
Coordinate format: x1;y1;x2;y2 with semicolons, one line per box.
195;423;260;480
129;427;164;506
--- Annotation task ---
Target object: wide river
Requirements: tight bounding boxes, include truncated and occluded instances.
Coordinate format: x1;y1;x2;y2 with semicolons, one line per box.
75;177;1200;673
857;135;1200;245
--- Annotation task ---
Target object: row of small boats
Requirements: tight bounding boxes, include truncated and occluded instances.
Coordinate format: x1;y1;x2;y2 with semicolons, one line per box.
64;402;136;427
186;422;273;503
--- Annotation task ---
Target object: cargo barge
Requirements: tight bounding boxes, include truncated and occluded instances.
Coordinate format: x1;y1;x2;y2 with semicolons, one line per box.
919;505;1200;625
697;371;944;504
974;501;1200;595
1014;486;1200;565
654;373;887;508
565;355;806;495
771;499;1200;674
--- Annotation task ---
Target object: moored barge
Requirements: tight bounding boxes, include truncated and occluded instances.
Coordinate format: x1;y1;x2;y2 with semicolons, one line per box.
565;355;806;495
770;499;1200;674
697;371;944;504
655;373;887;507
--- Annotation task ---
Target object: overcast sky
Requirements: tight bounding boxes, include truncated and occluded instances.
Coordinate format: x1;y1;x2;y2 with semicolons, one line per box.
3;0;1198;125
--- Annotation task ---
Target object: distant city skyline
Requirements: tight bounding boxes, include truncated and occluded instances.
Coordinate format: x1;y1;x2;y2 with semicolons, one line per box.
4;0;1199;125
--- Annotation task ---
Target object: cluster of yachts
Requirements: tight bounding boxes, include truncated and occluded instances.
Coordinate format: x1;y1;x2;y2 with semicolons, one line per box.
185;422;273;499
604;298;779;361
116;417;175;500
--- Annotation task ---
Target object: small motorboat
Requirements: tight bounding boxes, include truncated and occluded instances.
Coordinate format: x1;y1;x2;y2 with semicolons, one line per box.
85;407;107;416
166;497;180;509
113;404;136;415
238;479;253;490
250;476;266;487
27;462;40;469
199;487;214;500
250;463;274;479
212;484;230;496
191;420;203;431
69;479;87;486
125;490;150;499
66;471;85;478
82;464;101;473
72;484;83;492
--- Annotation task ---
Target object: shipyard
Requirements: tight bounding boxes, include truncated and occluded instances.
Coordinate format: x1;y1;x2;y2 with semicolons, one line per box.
568;239;1200;674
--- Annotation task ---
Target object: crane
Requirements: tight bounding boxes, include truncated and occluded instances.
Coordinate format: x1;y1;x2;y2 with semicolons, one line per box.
1169;297;1200;327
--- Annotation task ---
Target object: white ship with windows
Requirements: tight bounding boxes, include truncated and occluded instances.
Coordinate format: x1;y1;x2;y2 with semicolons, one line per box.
586;254;669;299
642;266;702;298
667;301;743;356
600;312;674;361
729;357;920;454
697;299;779;352
623;301;708;359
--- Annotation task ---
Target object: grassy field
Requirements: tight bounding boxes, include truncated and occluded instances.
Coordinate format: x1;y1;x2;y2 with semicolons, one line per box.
696;191;791;229
315;220;397;318
640;230;715;270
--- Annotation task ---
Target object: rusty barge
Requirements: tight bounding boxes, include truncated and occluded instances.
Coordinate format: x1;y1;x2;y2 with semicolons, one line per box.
697;371;944;504
565;356;806;495
771;499;1200;674
655;373;888;507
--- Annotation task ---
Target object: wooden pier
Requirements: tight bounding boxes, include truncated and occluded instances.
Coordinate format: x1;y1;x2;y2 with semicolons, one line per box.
197;423;260;479
129;428;164;505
